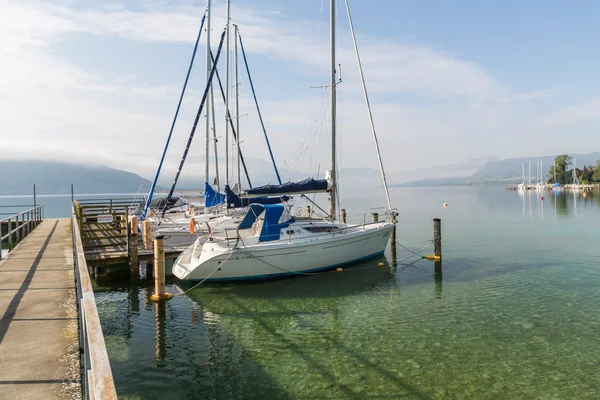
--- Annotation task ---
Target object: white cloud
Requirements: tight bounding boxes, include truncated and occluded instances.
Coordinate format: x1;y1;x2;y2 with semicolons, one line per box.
0;0;578;184
541;97;600;127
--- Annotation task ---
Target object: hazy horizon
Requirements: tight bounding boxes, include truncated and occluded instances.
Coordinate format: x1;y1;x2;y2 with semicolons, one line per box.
2;0;600;180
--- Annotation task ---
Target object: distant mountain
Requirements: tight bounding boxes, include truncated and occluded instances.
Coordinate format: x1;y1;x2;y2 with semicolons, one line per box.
0;160;151;195
395;152;600;187
471;153;600;181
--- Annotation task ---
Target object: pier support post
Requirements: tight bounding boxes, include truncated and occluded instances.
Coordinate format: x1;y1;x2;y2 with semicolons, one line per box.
150;236;172;301
129;216;139;279
95;264;107;278
143;220;153;250
340;209;346;224
433;218;442;259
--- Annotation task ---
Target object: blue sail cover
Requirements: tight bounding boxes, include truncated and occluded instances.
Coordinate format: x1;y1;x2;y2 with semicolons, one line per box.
245;178;328;197
260;204;294;242
236;204;294;242
225;186;289;209
204;182;225;208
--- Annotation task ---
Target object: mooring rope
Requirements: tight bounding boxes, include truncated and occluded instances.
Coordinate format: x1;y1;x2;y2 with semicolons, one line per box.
174;250;235;296
174;236;440;295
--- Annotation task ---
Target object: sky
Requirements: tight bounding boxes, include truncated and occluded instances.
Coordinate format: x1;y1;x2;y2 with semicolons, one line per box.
2;0;600;185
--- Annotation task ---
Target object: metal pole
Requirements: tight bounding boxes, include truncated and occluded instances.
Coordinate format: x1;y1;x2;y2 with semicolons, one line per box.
161;29;227;217
234;24;241;193
224;0;231;186
210;83;220;192
328;0;337;221
33;184;36;209
205;1;211;188
211;50;253;188
8;217;12;251
140;14;206;220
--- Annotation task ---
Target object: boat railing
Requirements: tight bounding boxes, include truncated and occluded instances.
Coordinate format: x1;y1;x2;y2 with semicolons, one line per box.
208;217;390;248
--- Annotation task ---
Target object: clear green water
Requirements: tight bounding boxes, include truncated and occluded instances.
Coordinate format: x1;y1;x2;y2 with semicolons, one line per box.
93;187;600;399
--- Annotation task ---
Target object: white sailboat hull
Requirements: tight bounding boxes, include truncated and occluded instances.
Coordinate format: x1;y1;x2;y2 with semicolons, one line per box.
173;222;394;281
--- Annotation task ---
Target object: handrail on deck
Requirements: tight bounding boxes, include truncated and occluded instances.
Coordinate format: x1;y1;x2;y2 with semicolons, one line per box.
0;205;43;260
71;214;118;399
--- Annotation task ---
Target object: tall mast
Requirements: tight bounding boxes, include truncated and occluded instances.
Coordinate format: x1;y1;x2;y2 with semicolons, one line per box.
328;0;337;220
234;24;241;193
224;0;231;187
210;82;220;191
204;1;211;187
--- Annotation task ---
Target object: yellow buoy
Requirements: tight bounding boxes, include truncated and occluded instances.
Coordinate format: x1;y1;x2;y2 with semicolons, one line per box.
336;267;343;273
425;254;441;262
583;192;587;198
150;292;173;302
377;262;384;267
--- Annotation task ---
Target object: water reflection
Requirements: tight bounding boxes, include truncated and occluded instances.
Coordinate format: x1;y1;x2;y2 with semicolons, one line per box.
434;261;443;299
178;262;434;399
155;301;167;361
516;189;597;219
91;187;600;399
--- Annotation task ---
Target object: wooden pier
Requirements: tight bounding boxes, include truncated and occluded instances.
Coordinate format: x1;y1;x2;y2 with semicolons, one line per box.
73;199;186;268
0;219;81;399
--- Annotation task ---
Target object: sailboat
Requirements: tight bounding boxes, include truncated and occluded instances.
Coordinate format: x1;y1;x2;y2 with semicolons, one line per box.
517;162;526;191
139;2;287;246
173;0;396;281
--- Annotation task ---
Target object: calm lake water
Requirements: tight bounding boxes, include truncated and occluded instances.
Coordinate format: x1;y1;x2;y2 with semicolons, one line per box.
10;187;600;399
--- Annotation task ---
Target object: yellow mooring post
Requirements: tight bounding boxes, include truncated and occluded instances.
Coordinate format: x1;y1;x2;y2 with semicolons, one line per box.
433;218;442;260
425;218;442;262
150;235;172;301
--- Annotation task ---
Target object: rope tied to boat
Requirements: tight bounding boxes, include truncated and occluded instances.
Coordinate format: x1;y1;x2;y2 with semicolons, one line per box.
174;250;236;296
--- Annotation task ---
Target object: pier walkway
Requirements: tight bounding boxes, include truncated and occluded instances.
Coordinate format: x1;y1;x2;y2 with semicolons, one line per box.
0;219;80;399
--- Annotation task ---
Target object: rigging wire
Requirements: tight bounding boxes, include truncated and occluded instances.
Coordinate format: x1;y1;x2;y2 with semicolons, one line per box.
266;0;290;59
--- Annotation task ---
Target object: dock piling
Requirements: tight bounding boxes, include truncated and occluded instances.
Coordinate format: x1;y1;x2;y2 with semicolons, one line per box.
143;220;153;250
128;216;139;278
433;218;442;259
150;235;172;301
